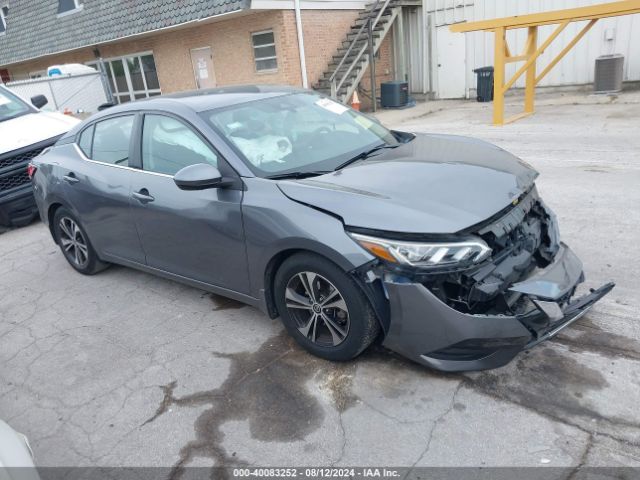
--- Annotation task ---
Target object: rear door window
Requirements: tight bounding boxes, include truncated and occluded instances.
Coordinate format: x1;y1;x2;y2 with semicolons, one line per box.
78;124;94;157
91;115;135;166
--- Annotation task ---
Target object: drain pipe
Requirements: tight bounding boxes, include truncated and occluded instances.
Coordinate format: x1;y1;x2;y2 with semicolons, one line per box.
294;0;308;88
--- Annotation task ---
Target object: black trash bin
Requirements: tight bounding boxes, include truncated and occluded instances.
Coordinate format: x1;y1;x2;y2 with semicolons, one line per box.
473;66;494;102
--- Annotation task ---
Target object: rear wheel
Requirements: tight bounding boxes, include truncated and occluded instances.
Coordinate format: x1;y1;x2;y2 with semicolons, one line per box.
274;253;380;361
53;207;108;275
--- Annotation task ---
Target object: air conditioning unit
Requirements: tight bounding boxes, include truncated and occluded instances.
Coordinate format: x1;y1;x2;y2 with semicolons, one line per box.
594;54;624;93
380;81;409;108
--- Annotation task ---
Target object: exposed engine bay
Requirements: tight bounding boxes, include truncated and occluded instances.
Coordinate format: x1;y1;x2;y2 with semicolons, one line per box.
424;187;562;316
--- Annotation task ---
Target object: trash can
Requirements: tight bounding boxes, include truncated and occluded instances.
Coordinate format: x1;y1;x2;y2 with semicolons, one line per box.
473;66;494;102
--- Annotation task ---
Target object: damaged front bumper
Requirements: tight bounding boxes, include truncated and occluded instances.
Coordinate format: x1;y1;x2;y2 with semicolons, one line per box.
380;243;614;372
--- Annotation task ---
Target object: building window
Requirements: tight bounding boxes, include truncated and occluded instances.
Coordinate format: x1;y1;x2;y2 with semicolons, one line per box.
252;30;277;72
87;52;161;104
57;0;82;16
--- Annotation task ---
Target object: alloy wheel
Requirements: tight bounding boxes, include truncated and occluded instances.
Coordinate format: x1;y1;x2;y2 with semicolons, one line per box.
58;217;89;268
284;271;350;347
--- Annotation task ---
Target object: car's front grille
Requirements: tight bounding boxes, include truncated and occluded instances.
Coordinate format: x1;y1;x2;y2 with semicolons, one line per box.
0;138;59;196
0;147;46;171
0;169;31;193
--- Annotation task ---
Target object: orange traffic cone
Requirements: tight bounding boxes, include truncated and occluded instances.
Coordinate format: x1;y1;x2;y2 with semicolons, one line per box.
351;91;361;111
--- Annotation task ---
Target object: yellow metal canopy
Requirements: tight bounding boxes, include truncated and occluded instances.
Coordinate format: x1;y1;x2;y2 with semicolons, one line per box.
450;1;640;125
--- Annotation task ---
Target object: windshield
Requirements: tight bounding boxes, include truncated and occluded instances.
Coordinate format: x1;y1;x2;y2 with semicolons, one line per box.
203;92;398;177
0;87;33;123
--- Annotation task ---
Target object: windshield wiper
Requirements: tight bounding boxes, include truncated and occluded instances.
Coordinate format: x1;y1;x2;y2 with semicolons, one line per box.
265;170;332;180
334;143;400;171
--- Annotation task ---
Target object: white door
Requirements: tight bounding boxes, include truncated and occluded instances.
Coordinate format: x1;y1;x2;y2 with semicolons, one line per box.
190;47;216;89
436;26;466;98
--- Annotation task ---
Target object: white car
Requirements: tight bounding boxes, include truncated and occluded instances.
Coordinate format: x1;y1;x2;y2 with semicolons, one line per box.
0;85;79;228
0;419;40;480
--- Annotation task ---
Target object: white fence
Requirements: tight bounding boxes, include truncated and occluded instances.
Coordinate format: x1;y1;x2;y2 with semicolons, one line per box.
6;72;109;114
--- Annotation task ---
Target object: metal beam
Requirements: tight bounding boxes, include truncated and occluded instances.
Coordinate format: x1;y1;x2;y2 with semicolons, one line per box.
492;26;505;125
450;0;640;32
535;19;597;85
524;26;538;114
501;21;568;93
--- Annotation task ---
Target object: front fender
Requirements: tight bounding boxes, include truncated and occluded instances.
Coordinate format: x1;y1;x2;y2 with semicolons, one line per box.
241;178;375;300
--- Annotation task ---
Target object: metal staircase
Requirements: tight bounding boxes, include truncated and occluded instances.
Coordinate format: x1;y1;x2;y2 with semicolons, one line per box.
314;0;400;105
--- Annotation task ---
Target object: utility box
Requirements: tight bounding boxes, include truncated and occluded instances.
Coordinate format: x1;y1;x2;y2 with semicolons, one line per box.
380;81;409;108
594;54;624;93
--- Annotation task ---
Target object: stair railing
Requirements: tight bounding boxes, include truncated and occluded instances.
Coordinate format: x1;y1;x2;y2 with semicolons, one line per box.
329;0;393;103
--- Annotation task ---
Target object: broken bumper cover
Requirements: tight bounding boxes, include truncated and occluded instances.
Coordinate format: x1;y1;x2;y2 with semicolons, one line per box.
381;243;614;372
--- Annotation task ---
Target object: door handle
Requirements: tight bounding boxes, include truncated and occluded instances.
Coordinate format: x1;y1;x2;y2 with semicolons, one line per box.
63;173;79;184
132;188;155;203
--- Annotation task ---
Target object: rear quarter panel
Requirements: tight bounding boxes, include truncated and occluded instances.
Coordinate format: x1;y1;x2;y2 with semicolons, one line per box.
32;146;74;231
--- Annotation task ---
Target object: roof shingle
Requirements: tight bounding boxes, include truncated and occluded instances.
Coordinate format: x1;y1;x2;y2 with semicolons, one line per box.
0;0;250;66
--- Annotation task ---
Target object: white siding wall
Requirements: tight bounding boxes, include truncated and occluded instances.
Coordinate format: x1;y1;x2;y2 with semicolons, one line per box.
426;0;640;97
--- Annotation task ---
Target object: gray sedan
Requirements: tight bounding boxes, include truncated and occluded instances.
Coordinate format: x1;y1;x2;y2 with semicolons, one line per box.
30;86;613;371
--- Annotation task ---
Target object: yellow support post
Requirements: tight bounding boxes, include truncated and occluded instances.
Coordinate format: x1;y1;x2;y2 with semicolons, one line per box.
449;0;640;125
493;27;506;126
524;26;538;114
502;21;569;93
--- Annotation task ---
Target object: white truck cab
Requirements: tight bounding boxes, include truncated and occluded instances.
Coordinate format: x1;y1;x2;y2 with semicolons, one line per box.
0;84;79;227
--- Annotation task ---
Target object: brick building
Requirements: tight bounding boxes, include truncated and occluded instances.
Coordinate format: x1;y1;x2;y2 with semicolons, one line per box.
4;1;632;107
0;0;397;109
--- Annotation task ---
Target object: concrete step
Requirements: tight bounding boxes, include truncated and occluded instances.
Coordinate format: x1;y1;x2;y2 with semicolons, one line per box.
346;28;383;41
357;7;393;20
351;19;387;30
316;75;357;88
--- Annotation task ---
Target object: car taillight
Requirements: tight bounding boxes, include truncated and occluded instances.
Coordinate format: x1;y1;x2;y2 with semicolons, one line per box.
27;163;37;179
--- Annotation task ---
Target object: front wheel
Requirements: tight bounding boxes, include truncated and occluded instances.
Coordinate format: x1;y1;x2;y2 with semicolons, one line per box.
53;207;109;275
274;253;380;362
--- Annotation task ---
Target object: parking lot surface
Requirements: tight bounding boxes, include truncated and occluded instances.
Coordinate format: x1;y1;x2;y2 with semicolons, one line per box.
1;91;639;469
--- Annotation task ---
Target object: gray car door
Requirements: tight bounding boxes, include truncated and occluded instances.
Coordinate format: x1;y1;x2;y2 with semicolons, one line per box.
128;113;249;293
63;114;146;264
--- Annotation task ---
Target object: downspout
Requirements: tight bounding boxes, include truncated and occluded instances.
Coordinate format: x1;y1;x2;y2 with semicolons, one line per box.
294;0;309;88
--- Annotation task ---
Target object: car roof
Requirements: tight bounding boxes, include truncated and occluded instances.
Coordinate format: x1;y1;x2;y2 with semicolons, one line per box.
102;84;310;116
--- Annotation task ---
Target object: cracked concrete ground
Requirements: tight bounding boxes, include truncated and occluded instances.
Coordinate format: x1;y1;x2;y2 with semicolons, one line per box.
1;90;639;469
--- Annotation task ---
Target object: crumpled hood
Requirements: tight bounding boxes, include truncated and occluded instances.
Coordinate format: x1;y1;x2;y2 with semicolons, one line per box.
0;112;79;155
277;133;538;234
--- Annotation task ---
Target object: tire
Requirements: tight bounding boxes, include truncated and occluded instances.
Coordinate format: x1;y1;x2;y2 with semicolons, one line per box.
274;252;380;362
52;207;109;275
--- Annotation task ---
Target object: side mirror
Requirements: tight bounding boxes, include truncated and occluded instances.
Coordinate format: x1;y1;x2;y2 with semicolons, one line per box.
31;94;48;109
97;102;116;111
174;163;232;190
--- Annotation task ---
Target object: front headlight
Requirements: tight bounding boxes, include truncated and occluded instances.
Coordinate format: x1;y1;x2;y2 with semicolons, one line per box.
349;232;492;269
